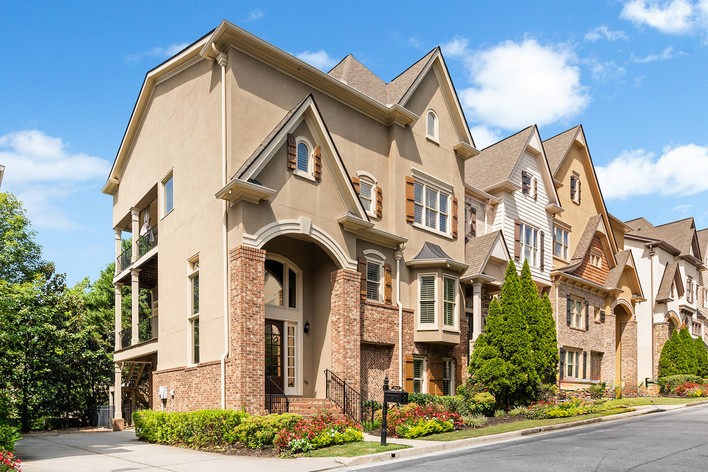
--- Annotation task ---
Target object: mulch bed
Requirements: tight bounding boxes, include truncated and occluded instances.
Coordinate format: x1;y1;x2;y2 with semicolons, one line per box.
200;443;280;458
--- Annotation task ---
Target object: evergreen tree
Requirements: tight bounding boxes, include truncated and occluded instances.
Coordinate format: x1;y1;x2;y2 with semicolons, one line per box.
693;337;708;378
539;294;559;384
658;329;681;377
469;260;536;409
659;327;699;377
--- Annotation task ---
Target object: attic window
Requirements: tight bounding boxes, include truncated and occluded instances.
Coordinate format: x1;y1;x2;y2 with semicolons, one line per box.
426;110;439;142
297;141;310;173
590;251;602;268
570;173;581;204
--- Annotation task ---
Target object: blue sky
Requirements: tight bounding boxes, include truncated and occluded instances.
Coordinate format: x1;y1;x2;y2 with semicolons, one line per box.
1;1;707;285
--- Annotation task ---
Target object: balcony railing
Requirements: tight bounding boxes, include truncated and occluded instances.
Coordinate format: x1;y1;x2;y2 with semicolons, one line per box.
118;316;158;349
117;247;131;273
137;226;158;259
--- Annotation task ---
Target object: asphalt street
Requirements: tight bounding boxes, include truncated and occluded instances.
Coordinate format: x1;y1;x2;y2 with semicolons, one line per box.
353;404;708;472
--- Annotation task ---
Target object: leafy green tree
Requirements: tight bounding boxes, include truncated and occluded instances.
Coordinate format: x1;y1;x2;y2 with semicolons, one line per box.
469;261;536;410
693;337;708;378
0;192;45;283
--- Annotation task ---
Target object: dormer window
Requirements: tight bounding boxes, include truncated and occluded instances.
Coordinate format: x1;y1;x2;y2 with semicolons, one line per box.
426;110;439;142
296;140;311;173
352;172;382;219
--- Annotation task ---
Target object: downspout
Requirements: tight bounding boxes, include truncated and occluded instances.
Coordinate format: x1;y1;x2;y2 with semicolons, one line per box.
649;245;655;379
213;44;229;409
395;246;404;387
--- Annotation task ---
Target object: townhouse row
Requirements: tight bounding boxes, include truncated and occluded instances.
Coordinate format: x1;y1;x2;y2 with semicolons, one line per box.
102;21;706;426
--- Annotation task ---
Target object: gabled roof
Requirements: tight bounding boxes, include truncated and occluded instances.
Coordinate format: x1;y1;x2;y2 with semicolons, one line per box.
462;231;510;280
217;94;368;222
555;214;616;273
465;125;561;208
627;217;702;261
697;229;708;261
605;250;644;297
544;126;580;175
656;261;684;303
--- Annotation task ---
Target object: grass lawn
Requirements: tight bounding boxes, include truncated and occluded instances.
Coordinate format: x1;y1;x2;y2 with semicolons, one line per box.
303;441;410;458
603;397;707;407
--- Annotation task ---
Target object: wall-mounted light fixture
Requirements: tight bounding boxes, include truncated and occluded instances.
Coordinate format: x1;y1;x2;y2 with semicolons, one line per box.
304;321;310;333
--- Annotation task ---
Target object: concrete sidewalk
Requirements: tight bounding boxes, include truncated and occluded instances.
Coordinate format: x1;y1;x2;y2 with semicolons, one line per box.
15;401;708;472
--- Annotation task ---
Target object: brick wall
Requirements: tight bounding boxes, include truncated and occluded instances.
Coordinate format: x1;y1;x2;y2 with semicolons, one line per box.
330;268;361;390
361;301;399;345
228;245;266;414
620;318;637;388
360;344;393;401
152;361;222;412
574;236;610;286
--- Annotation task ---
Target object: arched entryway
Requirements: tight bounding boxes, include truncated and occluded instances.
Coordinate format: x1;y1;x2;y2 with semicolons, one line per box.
614;301;637;388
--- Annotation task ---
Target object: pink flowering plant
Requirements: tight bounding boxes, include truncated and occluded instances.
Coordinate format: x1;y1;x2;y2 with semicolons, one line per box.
386;403;463;439
0;451;21;472
274;412;363;454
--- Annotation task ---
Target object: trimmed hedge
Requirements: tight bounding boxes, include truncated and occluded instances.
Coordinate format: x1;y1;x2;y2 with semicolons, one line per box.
658;375;704;395
0;424;21;452
133;409;250;447
233;414;301;449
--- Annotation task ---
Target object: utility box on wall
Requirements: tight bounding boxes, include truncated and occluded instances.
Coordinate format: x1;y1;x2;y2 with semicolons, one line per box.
158;386;169;400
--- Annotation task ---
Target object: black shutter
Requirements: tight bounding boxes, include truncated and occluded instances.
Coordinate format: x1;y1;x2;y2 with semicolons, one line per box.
566;295;572;326
585;301;590;331
540;231;545;272
559;348;566;380
582;351;587;379
600;309;606;323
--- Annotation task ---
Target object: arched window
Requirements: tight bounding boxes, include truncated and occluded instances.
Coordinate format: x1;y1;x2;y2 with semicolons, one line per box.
296;141;310;173
426;110;439;141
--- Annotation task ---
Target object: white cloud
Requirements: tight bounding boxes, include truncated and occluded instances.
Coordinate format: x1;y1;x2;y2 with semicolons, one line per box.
583;58;627;82
621;0;705;34
470;125;503;149
408;36;423;49
246;9;264;21
596;144;708;199
585;25;629;42
0;130;110;231
630;46;677;62
450;39;589;130
126;42;189;63
295;50;338;71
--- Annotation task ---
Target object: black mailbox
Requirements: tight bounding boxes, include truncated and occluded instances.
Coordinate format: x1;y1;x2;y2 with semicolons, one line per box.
384;390;409;404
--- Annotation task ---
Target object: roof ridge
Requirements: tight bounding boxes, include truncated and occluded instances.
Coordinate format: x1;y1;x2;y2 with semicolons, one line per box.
479;125;534;152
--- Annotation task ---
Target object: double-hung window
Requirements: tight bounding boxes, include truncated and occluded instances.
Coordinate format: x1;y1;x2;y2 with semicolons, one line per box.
443;275;457;327
188;257;200;365
163;172;174;216
418;274;436;326
442;359;455;396
565;350;582;379
366;259;383;302
570;174;581;204
520;223;540;267
553;226;569;260
414;180;450;235
413;358;425;393
570;297;584;329
426;110;439;141
687;277;694;303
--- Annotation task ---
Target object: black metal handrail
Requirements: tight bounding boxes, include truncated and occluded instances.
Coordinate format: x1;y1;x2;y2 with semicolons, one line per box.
265;376;289;414
325;369;362;423
137;226;158;258
117;246;131;272
119;327;132;349
138;315;158;343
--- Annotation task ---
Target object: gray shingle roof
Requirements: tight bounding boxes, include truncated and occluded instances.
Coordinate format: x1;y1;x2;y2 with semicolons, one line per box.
606;249;631;290
657;261;681;302
412;242;453;262
463;231;504;279
543;126;580;175
627;217;696;257
697;229;708;259
464;126;534;190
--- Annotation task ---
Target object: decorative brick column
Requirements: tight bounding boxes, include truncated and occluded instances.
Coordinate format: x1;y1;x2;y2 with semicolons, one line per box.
330;269;361;391
654;322;671;378
228;245;266;414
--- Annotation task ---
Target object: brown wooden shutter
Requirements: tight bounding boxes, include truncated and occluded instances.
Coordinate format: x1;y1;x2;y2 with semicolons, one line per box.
566;295;572;326
405;176;415;223
470;207;477;237
533;178;538;201
455;359;463;389
313;145;322;181
578;179;581;203
404;356;414;393
514;219;521;260
452;195;459;239
428;360;444;396
585;301;590;331
582;351;587;379
559;348;566;379
376;186;383;218
358;257;367;301
384;264;392;305
351;176;360;194
540;231;545;272
287;134;296;170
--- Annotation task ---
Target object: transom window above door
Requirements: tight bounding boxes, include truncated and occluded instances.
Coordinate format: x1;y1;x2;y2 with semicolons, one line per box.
264;259;298;308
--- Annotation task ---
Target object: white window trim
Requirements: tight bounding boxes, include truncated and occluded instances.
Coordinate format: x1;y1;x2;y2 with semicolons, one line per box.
363;249;385;302
570;173;581;204
442;358;455;396
187;255;200;366
565;349;584;380
293;136;315;181
590;250;602;268
411;171;453;238
413;356;427;393
442;274;458;329
417;273;438;330
570;297;585;330
161;170;174;219
519;222;540;268
425;109;439;143
357;171;379;218
553;226;570;261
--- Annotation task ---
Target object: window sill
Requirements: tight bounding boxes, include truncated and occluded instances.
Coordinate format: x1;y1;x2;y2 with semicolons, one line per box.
416;324;438;331
568;325;588;332
412;222;452;240
161;209;174;220
425;135;440;145
443;326;460;333
363;299;396;309
293;169;316;182
365;210;379;219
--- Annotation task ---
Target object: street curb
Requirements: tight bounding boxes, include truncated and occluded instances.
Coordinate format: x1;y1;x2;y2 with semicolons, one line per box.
334;404;693;468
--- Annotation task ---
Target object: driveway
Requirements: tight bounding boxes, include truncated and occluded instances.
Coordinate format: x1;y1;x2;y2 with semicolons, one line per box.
15;429;341;472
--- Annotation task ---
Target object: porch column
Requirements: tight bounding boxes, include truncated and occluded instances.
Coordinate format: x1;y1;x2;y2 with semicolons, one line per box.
131;207;140;263
113;362;124;431
114;283;123;350
228;245;266;414
131;268;140;345
472;281;483;341
114;229;122;274
330;268;361;391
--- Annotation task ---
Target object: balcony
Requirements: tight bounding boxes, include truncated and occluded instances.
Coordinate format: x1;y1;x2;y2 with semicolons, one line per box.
119;315;159;350
137;225;158;259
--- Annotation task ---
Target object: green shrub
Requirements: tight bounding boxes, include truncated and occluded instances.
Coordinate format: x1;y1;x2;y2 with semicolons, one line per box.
586;382;606;399
509;406;528;417
233;413;302;449
657;375;704;394
470;392;496;416
386;403;463;438
463;414;488;428
407;393;438;406
396;418;454;438
133;409;250;447
0;424;21;452
274;413;362;453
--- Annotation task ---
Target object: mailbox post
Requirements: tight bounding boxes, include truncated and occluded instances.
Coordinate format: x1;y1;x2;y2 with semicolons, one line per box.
380;376;409;446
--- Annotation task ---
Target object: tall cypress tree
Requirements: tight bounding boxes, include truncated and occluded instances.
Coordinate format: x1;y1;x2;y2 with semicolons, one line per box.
539;294;559;384
518;261;543;384
469;260;536;409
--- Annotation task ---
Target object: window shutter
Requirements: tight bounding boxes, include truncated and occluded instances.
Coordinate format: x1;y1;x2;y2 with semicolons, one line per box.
470;207;477;237
540;231;545;272
351;176;360;194
533;178;538;201
313;145;322;181
428;360;443;396
376;186;383;219
578;180;581;203
404;356;414;392
455;359;463;388
358;257;367;301
559;348;566;379
287;134;296;170
566;295;572;326
405;176;415;223
514;219;521;260
600;309;606;323
585;301;589;331
384;264;392;305
452;195;459;239
582;351;587;379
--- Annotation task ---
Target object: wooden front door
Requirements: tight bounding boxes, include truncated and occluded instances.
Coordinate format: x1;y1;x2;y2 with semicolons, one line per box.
265;319;285;392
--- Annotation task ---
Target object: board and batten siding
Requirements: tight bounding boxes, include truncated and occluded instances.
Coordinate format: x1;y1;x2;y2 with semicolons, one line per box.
492;151;552;285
